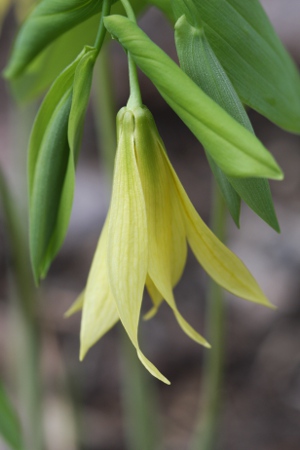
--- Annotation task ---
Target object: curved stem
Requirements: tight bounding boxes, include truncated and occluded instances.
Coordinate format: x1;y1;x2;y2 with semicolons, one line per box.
192;180;227;450
127;53;142;108
120;0;142;108
94;0;111;57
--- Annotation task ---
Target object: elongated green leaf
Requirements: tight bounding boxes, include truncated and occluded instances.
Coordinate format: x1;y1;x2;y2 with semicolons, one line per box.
0;383;23;450
4;0;148;84
206;153;240;227
9;14;100;103
168;0;300;133
175;14;279;232
4;0;103;79
104;15;283;180
172;0;300;133
68;48;96;159
29;46;96;282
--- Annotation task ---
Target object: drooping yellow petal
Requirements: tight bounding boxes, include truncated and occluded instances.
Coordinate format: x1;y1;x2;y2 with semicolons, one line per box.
144;161;187;320
135;107;209;347
108;108;169;384
64;291;84;317
144;196;187;320
80;219;119;360
144;275;163;320
165;152;274;308
170;174;188;286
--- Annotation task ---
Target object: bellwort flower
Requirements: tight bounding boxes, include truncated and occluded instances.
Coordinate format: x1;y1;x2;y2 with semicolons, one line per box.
67;105;273;384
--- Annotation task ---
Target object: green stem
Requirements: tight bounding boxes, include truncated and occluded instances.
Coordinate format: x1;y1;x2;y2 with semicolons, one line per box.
120;0;142;108
94;0;111;56
127;53;142;108
0;167;43;450
120;330;161;450
192;180;227;450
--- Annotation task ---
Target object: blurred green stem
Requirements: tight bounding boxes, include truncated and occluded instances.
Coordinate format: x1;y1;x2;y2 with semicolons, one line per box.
192;180;226;450
92;43;160;450
120;330;160;450
0;166;43;450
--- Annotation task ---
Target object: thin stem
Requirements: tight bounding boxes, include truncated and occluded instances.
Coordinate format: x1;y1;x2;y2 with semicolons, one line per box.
120;330;161;450
192;180;227;450
127;54;142;108
0;166;43;450
94;0;111;56
120;0;142;108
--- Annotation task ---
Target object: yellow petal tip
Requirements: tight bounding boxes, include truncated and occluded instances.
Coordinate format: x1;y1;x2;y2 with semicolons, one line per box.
79;347;87;362
261;298;277;310
143;307;157;321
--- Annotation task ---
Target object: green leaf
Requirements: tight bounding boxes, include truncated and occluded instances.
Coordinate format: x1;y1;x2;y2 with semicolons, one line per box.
175;14;279;232
206;153;241;227
0;382;23;450
9;14;100;103
4;0;148;84
29;46;96;283
174;0;300;133
104;15;283;181
4;0;103;79
68;49;96;159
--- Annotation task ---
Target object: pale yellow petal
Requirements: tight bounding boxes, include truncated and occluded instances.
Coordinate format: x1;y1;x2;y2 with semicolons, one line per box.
137;350;170;385
136;107;209;346
80;219;119;360
165;152;274;308
170;180;188;285
144;275;163;320
108;108;168;384
149;275;210;347
64;291;84;317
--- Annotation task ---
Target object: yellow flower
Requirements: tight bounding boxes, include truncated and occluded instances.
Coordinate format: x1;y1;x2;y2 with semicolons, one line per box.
66;105;273;384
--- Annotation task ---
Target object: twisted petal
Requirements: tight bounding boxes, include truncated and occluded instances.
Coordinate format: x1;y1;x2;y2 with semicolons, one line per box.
165;153;274;308
136;109;209;347
108;110;169;384
80;219;119;360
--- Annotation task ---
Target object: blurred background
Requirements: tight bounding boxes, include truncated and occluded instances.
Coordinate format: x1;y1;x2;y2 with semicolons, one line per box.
0;1;300;449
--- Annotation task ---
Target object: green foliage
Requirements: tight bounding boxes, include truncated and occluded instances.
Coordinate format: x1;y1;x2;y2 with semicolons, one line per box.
0;383;23;450
4;0;300;280
4;0;103;79
172;0;300;133
29;46;96;283
104;15;283;180
4;0;148;96
175;14;279;231
9;14;100;103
